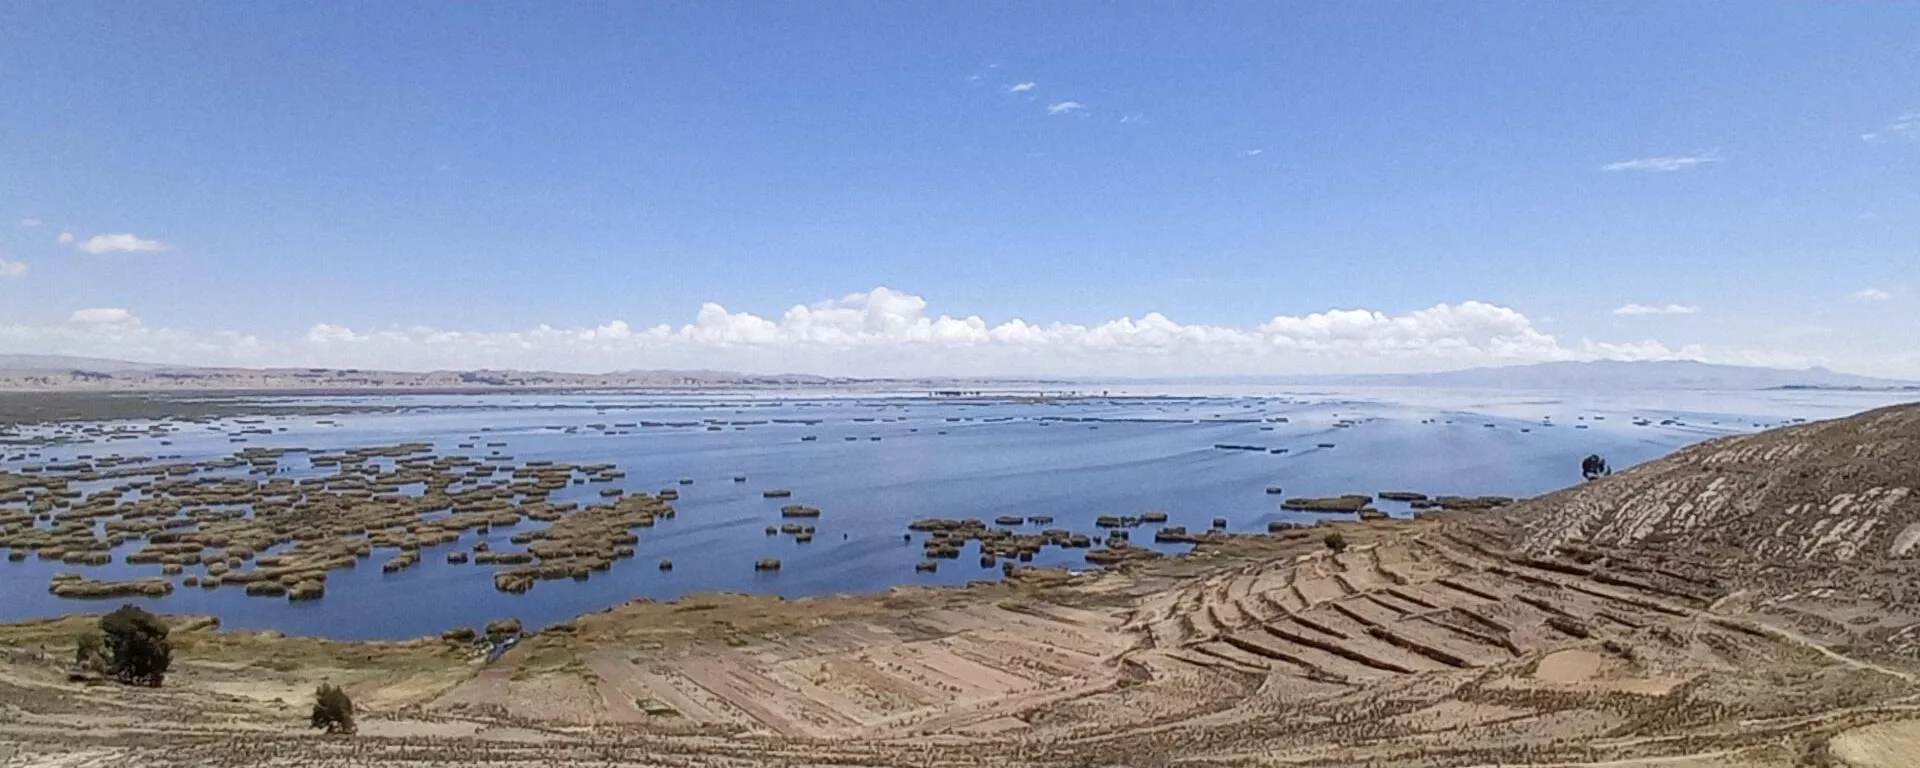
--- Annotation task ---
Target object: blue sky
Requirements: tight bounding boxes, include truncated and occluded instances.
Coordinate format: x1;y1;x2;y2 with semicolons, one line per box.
2;2;1916;376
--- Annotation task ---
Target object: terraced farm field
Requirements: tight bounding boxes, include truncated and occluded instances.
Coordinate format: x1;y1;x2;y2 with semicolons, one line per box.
5;402;1920;766
4;517;1918;767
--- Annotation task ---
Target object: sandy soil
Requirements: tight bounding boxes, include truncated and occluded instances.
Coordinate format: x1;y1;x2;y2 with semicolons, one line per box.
1827;718;1920;767
7;514;1920;767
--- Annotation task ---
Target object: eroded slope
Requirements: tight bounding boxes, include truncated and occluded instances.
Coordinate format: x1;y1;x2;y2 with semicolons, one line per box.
1510;403;1920;563
7;402;1920;766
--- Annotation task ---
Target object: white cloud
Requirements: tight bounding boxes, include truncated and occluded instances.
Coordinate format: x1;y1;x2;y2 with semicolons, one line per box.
1244;149;1264;157
1119;114;1144;124
68;308;142;326
1861;112;1919;142
56;232;74;245
1046;101;1085;116
0;287;1867;377
1851;287;1893;301
69;233;170;254
0;259;26;278
19;218;41;228
1602;155;1720;172
1007;81;1036;93
1611;303;1702;316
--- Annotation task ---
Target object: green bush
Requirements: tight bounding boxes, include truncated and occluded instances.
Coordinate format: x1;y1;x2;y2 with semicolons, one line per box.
311;683;356;734
74;631;107;674
1581;454;1611;480
1322;532;1348;553
99;604;170;687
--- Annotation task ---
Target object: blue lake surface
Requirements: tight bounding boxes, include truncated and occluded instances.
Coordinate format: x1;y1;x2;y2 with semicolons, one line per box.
2;386;1912;639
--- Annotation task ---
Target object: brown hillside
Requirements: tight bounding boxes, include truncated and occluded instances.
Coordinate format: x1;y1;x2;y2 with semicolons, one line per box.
8;405;1920;766
1509;401;1920;563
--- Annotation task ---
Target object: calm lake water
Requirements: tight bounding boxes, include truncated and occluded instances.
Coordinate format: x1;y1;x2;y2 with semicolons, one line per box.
2;386;1912;639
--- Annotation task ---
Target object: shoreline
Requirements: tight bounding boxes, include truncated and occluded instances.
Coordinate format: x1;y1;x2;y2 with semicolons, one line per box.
8;405;1920;765
0;387;1103;425
0;390;406;425
5;416;1346;640
0;521;1350;645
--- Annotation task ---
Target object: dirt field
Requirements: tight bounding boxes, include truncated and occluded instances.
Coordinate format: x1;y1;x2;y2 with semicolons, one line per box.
4;517;1918;767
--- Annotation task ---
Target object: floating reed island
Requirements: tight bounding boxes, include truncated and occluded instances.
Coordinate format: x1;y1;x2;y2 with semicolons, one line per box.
0;442;697;600
1279;494;1373;512
2;434;1507;605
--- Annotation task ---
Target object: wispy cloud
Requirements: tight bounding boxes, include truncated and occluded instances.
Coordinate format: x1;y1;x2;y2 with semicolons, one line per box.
1046;100;1085;116
1861;112;1919;143
1243;149;1264;157
1611;303;1702;316
1851;287;1893;301
1119;113;1144;124
66;232;171;254
962;63;1001;86
1602;155;1721;172
0;258;26;278
18;218;41;228
1007;81;1036;93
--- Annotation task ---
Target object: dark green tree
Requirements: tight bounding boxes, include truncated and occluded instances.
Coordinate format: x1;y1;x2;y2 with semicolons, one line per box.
311;683;357;734
99;604;170;687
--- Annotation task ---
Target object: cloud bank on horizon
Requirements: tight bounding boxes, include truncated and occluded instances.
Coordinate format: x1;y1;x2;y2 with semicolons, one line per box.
0;286;1850;378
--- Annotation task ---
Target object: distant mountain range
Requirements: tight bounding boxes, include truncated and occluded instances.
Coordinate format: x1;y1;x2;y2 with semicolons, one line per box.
0;354;1047;392
0;354;169;373
1120;360;1919;391
0;354;1912;392
1355;360;1917;390
0;356;844;391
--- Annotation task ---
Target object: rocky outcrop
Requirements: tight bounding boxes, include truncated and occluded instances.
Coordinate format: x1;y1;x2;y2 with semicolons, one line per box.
1084;542;1162;566
485;617;522;637
1436;495;1514;511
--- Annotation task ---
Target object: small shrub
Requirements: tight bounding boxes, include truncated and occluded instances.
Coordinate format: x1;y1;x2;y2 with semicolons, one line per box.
74;631;107;674
1322;532;1348;553
311;683;356;734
